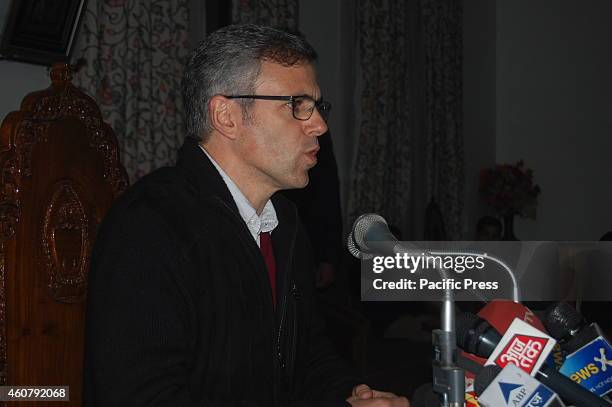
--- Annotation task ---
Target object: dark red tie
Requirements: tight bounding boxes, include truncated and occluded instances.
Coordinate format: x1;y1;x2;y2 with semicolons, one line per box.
259;231;277;307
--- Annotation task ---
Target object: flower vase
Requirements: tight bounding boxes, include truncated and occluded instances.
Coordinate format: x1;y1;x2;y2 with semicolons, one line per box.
502;214;518;241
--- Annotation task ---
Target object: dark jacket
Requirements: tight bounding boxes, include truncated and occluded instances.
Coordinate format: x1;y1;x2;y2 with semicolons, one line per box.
83;137;358;407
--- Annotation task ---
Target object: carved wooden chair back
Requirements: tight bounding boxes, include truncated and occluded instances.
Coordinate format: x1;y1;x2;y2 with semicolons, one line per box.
0;64;128;406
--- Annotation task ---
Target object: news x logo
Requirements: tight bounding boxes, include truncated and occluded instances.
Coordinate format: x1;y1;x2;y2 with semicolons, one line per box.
498;382;554;407
559;337;612;397
496;334;550;374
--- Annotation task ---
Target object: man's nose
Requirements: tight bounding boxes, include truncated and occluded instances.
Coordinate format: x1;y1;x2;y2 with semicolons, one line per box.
306;108;328;137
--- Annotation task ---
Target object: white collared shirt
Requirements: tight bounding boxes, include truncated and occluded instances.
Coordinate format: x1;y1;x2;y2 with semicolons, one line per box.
200;146;278;247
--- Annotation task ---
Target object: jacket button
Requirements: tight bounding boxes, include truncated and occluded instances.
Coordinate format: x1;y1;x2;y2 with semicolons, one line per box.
291;283;300;300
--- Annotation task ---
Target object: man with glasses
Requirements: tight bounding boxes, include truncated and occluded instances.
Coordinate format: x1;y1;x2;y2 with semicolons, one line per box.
84;24;409;407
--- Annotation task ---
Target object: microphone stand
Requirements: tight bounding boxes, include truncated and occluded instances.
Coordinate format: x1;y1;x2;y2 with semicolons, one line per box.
426;249;521;407
429;265;465;407
382;243;465;406
377;243;466;406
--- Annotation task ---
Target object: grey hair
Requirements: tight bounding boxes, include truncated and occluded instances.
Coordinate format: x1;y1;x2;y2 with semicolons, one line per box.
181;24;318;142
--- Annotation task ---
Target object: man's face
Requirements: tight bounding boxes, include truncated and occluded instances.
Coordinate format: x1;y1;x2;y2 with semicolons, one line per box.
234;61;328;192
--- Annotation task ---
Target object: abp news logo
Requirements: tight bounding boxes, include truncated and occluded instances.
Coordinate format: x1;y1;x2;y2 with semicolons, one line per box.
496;381;555;407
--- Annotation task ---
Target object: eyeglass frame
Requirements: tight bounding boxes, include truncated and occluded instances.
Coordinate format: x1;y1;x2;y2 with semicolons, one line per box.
224;95;331;122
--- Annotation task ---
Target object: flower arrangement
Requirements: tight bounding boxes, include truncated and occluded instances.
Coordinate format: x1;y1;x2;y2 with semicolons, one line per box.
479;160;541;219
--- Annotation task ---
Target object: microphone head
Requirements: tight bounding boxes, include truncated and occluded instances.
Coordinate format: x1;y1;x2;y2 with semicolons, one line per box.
352;213;388;249
456;311;502;358
346;230;373;259
474;365;502;397
456;312;482;354
347;213;387;259
544;302;586;340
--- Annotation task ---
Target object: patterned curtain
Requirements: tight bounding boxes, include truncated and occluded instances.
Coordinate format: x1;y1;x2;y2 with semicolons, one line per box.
348;1;424;238
73;0;189;182
422;0;463;239
232;0;299;29
348;0;463;239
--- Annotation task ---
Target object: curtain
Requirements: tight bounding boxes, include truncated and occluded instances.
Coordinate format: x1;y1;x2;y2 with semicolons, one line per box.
232;0;299;29
348;0;463;240
73;0;190;182
422;0;463;240
348;1;424;239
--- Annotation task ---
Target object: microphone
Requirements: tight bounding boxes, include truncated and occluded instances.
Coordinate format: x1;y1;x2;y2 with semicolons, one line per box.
544;302;608;352
458;299;548;371
457;303;545;406
456;312;611;406
484;317;556;375
475;364;566;407
347;213;416;258
545;302;612;398
347;213;466;405
471;299;565;370
456;311;502;358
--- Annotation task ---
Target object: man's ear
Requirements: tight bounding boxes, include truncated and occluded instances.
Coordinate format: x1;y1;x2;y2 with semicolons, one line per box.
209;95;239;140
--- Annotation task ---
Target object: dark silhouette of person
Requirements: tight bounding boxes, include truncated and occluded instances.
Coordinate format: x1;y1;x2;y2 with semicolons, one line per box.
283;131;343;289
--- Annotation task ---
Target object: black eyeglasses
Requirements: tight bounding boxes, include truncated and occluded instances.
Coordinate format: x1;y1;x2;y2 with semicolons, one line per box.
224;95;331;122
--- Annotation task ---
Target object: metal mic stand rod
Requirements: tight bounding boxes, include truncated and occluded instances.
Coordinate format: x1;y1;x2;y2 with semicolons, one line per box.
390;244;465;407
430;266;464;407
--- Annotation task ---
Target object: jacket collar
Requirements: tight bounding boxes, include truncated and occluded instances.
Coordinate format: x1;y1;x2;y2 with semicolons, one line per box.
175;137;298;249
175;137;240;216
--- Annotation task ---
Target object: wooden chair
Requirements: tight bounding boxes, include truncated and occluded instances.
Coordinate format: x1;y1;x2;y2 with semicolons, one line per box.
0;64;128;406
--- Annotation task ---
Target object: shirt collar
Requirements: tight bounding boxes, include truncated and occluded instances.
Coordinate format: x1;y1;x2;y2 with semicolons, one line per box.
199;145;278;244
